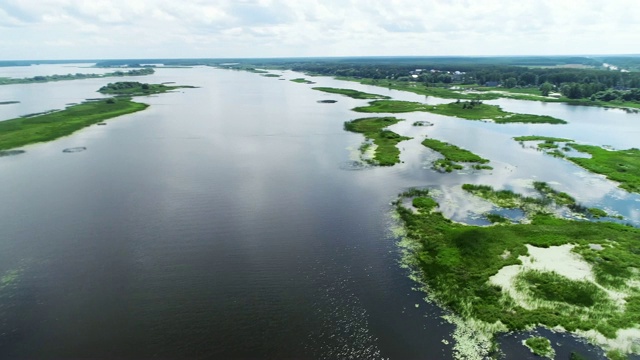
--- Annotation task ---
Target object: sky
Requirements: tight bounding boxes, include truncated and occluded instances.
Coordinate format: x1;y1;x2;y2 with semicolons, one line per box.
1;0;639;60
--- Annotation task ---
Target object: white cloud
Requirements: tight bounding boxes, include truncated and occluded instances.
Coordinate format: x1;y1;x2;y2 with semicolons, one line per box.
0;0;638;59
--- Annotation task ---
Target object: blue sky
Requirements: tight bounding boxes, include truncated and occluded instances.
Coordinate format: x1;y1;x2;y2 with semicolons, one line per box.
0;0;638;60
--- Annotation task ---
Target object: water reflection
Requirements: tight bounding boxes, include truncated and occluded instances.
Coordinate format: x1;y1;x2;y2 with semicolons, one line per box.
0;65;638;359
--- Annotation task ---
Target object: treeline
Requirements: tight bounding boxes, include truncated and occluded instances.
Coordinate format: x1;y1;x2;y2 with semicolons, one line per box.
99;82;151;92
0;68;154;86
292;62;640;88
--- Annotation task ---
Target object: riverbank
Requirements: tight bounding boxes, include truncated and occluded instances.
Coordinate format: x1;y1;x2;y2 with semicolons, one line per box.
334;77;640;111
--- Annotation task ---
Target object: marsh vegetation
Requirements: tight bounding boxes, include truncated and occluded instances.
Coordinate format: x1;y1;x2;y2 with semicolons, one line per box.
0;98;148;150
312;87;390;99
421;138;491;172
353;100;566;124
516;137;640;194
395;186;640;357
343;117;411;166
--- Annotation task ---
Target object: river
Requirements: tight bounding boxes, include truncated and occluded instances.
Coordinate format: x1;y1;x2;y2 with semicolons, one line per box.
0;64;638;359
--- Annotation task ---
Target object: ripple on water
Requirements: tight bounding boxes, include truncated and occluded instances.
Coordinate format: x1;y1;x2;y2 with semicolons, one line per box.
306;272;383;359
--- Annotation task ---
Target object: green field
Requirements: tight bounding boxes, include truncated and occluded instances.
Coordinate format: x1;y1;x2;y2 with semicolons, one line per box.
353;100;567;124
312;87;390;99
396;186;640;357
0;98;149;150
343;117;411;166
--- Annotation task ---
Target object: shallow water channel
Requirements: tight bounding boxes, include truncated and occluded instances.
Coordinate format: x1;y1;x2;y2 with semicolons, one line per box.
0;65;638;359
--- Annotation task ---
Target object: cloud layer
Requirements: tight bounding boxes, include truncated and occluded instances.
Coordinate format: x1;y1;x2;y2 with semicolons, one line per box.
1;0;638;60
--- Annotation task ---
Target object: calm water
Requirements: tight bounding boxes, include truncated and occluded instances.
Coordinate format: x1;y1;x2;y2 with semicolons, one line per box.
0;65;639;359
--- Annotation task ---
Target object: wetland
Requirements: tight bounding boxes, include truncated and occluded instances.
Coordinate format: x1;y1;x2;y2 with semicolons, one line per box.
0;63;639;360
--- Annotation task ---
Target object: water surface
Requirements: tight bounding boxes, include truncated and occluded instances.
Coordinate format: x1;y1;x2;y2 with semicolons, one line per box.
0;65;638;359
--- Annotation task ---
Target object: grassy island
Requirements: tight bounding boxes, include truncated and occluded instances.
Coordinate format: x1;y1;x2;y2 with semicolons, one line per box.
568;144;640;194
0;68;154;86
344;117;411;166
98;81;193;96
312;87;390;100
290;78;315;84
421;138;491;172
395;186;640;358
353;100;567;124
516;137;640;194
524;337;555;359
0;98;148;150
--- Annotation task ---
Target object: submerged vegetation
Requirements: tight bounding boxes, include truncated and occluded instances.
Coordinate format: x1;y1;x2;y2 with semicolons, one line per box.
395;186;640;358
0;68;154;85
312;87;390;99
353;100;567;124
0;98;148;150
421;138;491;172
516;137;640;194
343;117;411;166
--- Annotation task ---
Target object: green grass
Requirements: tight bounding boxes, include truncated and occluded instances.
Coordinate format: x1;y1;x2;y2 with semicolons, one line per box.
290;78;315;84
516;270;607;307
0;68;154;85
337;77;640;111
395;187;640;356
413;197;439;212
421;138;490;172
589;208;609;218
466;182;609;219
343;117;411;166
422;138;489;163
533;181;576;206
0;98;149;150
486;213;510;223
461;184;547;209
524;337;555;359
514;136;574;142
312;87;390;99
567;144;640;194
518;138;640;194
353;100;567;124
98;81;192;96
337;77;501;100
